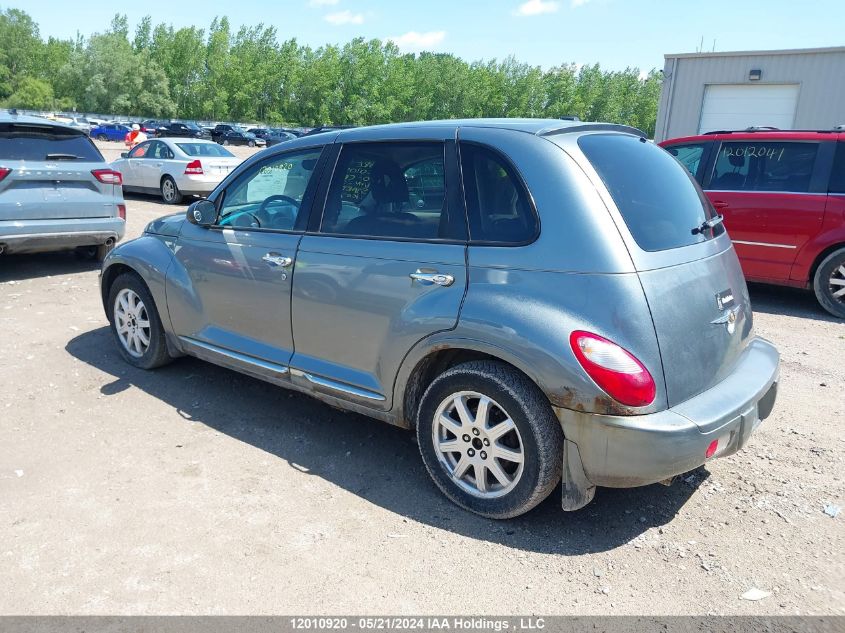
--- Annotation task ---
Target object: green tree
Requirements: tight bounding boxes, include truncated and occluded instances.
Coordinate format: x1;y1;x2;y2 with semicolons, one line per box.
5;76;54;109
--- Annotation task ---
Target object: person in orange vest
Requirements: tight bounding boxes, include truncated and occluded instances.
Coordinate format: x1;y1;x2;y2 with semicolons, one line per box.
124;123;147;149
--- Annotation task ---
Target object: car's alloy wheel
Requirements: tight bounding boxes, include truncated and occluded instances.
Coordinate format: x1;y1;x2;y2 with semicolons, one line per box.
828;264;845;304
160;176;182;204
432;391;524;499
416;360;563;518
97;134;107;141
114;288;151;358
813;247;845;319
107;273;173;369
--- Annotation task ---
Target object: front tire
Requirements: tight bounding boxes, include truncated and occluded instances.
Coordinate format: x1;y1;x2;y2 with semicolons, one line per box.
107;272;172;369
160;175;183;205
97;134;107;141
416;361;563;519
248;140;255;147
813;247;845;318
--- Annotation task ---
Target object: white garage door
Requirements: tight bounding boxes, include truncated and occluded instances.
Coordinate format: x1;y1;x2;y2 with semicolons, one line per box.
698;84;799;133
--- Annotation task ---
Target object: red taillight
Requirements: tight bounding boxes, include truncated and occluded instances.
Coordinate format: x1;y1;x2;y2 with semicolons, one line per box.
569;331;656;407
184;159;203;175
705;440;718;459
92;169;122;185
117;204;126;220
0;167;10;182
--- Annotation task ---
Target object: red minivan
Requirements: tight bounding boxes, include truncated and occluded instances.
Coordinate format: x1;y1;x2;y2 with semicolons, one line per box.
660;130;845;318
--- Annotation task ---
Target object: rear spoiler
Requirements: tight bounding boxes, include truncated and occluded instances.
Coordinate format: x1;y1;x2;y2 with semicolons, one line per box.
538;123;647;138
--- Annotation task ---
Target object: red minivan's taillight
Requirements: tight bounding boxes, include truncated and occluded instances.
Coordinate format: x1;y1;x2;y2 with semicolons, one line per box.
92;169;122;185
569;331;656;407
0;167;10;182
184;159;203;174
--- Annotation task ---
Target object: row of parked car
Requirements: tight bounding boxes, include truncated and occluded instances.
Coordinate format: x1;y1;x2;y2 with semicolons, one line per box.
88;119;312;148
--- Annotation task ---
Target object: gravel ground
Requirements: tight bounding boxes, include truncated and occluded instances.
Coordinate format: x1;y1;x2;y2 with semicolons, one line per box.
0;140;843;615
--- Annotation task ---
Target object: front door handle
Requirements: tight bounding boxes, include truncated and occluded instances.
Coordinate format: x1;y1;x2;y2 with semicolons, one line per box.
409;270;455;287
262;252;293;268
712;200;729;209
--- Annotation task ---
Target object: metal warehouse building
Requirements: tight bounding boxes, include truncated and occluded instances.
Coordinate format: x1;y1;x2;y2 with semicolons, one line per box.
654;46;845;142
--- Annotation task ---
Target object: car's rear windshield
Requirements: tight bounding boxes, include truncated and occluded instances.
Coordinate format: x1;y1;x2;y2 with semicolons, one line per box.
0;123;103;162
176;143;235;158
578;133;720;252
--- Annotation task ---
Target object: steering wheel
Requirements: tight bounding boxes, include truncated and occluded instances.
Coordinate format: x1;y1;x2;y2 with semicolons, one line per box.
257;194;300;217
222;211;261;228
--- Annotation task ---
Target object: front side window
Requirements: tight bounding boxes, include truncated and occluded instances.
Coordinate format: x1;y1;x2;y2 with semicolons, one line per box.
218;149;322;231
128;141;151;158
579;133;719;252
320;142;455;241
664;143;706;181
460;143;537;244
711;141;819;192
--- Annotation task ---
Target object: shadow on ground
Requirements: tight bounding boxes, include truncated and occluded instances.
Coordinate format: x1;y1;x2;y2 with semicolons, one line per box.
67;327;706;555
748;282;841;324
0;251;100;282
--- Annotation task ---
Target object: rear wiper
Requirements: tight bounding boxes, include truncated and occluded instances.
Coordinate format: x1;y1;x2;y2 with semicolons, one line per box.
45;153;82;160
691;214;724;236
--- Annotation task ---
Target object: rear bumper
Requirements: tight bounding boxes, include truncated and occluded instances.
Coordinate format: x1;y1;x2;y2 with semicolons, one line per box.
554;337;780;491
0;217;126;254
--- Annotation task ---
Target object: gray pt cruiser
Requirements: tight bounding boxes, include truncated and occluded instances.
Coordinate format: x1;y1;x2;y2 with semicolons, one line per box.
100;119;780;518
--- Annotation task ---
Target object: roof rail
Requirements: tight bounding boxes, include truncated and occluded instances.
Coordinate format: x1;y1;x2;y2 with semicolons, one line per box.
704;127;842;135
538;123;646;138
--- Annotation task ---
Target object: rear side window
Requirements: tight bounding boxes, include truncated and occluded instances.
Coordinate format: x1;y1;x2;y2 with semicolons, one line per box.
460;143;537;244
579;134;718;252
664;143;707;181
829;143;845;194
0;123;103;162
711;141;819;192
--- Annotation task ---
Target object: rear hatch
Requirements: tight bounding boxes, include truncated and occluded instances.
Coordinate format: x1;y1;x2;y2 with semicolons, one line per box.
577;133;753;407
0;121;115;221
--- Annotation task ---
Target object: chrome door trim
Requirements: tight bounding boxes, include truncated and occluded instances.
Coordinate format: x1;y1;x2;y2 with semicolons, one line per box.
732;240;797;249
291;368;386;401
178;336;289;376
707;190;828;197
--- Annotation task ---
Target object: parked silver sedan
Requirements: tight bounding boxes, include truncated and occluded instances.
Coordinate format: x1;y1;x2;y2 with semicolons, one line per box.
111;138;242;204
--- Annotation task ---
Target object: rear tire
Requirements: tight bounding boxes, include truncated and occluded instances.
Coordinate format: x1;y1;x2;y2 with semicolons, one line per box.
813;247;845;319
416;360;563;519
97;134;107;141
107;272;172;369
160;175;183;205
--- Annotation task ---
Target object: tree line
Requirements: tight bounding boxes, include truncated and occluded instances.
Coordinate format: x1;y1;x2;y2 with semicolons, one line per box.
0;8;663;135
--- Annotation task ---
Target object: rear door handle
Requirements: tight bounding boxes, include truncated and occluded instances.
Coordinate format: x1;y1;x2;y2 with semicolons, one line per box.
712;200;729;209
262;252;293;268
409;270;455;287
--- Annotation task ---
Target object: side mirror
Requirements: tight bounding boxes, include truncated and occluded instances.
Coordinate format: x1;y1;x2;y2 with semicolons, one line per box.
186;199;217;227
120;152;128;158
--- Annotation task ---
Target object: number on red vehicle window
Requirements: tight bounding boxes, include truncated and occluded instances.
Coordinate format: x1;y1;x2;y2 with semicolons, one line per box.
711;141;819;193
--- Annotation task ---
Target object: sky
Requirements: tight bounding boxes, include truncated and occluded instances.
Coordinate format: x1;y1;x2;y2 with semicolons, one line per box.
18;0;845;72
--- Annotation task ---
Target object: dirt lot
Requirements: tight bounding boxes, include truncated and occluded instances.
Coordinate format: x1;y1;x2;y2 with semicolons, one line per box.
0;140;843;615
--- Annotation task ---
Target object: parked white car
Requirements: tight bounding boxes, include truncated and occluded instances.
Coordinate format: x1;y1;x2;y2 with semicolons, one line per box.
111;138;243;204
